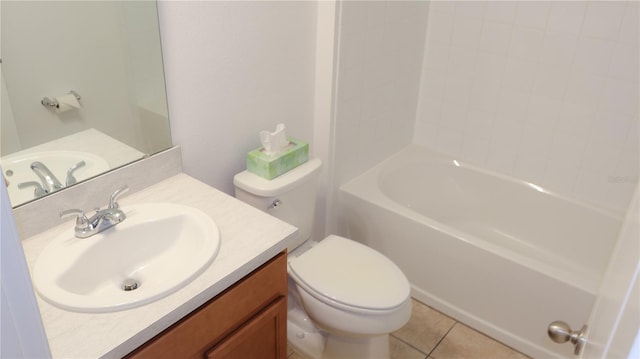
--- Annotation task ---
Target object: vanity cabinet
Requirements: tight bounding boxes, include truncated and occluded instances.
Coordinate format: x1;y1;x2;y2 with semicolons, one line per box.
126;252;287;359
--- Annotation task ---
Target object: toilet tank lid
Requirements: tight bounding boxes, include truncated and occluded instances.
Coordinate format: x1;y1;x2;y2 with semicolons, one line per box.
233;158;322;197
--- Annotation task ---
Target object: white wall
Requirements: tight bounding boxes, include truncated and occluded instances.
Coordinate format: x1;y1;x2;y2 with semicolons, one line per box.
158;1;318;196
414;1;639;213
333;1;429;186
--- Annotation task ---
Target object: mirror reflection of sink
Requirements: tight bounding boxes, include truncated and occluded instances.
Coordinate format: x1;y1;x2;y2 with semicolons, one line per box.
33;203;221;313
1;150;110;205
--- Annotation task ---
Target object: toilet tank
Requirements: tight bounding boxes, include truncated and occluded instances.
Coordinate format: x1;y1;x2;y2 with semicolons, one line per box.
233;158;322;251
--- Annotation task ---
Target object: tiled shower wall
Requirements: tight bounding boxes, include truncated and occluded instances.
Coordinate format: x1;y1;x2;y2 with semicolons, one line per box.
414;1;639;213
334;1;429;186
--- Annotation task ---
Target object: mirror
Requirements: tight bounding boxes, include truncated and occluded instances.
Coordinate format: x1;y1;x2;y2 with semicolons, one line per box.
0;1;171;207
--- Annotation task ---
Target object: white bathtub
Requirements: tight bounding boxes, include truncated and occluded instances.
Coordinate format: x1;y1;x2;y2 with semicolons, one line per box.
339;145;622;358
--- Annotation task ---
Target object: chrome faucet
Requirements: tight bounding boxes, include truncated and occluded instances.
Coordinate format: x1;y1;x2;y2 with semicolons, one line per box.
30;161;64;193
61;186;129;238
18;160;87;199
65;160;86;186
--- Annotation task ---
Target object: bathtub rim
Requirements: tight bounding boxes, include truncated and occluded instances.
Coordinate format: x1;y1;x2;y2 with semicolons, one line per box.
339;144;625;295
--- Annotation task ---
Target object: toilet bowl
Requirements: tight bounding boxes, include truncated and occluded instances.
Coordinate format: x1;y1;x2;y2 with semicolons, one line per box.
288;235;411;358
233;158;411;358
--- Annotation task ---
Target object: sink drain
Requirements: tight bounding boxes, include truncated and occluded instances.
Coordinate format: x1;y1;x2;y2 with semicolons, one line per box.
122;278;140;291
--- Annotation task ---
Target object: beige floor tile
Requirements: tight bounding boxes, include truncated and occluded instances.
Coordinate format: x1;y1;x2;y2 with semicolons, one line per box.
390;336;428;359
393;299;456;354
287;344;294;357
431;323;530;359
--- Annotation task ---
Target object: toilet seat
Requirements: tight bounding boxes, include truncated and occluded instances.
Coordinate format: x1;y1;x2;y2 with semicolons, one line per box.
288;235;410;313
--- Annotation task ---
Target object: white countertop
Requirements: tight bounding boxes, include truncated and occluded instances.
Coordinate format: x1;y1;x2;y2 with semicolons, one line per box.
20;173;297;358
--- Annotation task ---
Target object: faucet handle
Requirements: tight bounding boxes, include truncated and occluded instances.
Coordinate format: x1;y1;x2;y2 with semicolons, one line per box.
108;185;129;209
60;209;90;229
17;181;48;197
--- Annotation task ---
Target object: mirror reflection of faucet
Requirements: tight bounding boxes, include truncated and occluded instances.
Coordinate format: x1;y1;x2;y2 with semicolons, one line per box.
16;160;87;198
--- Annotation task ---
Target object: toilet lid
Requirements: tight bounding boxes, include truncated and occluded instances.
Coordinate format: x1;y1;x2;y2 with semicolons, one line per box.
288;235;410;311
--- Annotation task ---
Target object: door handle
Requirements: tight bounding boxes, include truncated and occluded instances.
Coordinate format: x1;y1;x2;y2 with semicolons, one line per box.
548;320;588;355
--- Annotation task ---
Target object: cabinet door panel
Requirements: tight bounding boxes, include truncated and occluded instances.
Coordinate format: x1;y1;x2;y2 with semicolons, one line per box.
126;252;287;359
206;296;287;359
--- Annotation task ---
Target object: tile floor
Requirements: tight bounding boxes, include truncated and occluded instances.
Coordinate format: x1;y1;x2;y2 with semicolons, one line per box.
287;299;530;359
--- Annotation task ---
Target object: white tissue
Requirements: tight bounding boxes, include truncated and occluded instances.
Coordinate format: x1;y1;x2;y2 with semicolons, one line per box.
260;123;289;155
54;93;82;113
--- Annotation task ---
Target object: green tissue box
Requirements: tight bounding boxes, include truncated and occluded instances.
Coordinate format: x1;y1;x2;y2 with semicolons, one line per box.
247;137;309;179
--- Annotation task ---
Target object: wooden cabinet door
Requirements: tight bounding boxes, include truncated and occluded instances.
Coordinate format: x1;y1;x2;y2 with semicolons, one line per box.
126;252;287;359
205;296;287;359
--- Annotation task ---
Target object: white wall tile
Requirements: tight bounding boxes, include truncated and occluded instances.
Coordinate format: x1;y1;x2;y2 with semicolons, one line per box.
573;37;615;76
601;79;640;116
421;70;447;102
451;16;484;50
486;142;518;174
624;117;639;151
336;1;429;186
484;1;517;24
429;1;456;16
509;27;545;60
427;12;454;44
455;1;486;19
588;110;634;148
443;74;474;108
540;32;578;67
514;151;547;184
502;56;537;91
514;1;551;29
496;88;529;119
531;63;570;101
418;96;443;127
555;102;595;139
547;2;587;35
474;52;507;84
436;128;463;156
465;109;495;140
460;134;490;166
424;41;450;72
619;1;640;46
469;80;500;112
414;0;638;212
440;101;469;132
581;144;621;178
519;121;554;158
608;43;639;81
573;168;611;206
581;2;626;41
564;70;606;112
479;22;513;57
491;118;524;149
544;161;579;195
447;47;477;78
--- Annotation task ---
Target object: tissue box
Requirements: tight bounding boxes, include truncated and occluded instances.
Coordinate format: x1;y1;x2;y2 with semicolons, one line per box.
247;137;309;179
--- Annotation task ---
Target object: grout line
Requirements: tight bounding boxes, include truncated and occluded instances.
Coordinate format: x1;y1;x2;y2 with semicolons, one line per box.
390;333;431;358
426;321;458;358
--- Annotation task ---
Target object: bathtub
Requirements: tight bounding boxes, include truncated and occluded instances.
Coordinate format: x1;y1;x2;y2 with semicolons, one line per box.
339;145;622;358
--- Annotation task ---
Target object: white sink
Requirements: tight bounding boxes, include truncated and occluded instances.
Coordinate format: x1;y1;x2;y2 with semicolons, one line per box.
33;203;221;313
1;150;110;205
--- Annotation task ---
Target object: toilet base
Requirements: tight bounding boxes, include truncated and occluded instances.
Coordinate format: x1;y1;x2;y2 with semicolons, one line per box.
288;318;391;359
287;304;391;359
287;307;326;359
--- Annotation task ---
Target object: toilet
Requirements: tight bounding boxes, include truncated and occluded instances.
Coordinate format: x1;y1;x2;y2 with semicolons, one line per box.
233;158;412;359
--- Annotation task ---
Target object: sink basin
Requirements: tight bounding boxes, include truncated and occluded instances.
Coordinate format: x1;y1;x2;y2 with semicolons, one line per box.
32;203;221;312
1;150;110;205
